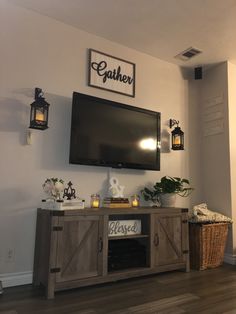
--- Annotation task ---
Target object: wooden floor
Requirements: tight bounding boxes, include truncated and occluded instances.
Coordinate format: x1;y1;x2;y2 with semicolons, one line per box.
1;264;236;314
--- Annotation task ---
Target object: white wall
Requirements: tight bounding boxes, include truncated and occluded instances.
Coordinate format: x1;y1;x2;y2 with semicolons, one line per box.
200;63;231;214
188;62;236;259
188;79;203;206
198;63;232;254
0;1;191;284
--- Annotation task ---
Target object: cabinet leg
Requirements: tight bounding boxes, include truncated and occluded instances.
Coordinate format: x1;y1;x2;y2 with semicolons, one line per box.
185;256;190;272
32;278;40;287
46;285;55;299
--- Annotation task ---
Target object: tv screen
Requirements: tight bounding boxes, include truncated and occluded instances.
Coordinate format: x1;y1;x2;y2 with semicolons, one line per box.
69;92;161;170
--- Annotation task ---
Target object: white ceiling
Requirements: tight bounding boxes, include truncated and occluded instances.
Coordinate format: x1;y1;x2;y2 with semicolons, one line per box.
11;0;236;68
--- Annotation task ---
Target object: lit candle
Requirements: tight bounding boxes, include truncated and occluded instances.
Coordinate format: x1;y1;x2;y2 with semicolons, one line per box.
132;199;139;207
131;195;140;207
174;136;181;145
91;194;100;208
92;200;99;208
36;111;44;121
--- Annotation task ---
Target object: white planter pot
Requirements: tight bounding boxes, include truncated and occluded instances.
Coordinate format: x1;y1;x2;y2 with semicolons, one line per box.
150;200;161;208
160;193;176;207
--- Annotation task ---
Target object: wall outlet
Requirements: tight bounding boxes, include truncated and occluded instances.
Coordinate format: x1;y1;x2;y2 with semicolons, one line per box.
5;248;15;263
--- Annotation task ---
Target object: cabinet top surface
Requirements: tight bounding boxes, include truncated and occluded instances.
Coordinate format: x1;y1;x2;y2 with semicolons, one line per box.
38;206;188;216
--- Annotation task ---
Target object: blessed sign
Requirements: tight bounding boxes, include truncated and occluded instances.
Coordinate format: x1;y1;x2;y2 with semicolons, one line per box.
88;49;135;97
108;220;141;237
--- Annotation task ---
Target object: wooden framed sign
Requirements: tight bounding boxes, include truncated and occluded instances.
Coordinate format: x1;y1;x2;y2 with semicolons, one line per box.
88;49;136;97
108;220;141;237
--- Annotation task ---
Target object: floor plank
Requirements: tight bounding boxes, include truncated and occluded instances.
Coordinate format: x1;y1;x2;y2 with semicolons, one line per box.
1;264;236;314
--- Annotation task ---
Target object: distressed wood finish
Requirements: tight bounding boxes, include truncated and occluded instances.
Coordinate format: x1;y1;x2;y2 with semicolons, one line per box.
152;213;187;268
33;207;189;298
55;215;103;283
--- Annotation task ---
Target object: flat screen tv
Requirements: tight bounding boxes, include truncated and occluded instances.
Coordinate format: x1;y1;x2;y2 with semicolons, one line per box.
69;92;161;170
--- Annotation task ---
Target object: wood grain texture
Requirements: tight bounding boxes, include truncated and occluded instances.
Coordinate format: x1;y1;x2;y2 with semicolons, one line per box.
34;208;189;298
152;213;184;267
2;265;236;314
56;216;102;282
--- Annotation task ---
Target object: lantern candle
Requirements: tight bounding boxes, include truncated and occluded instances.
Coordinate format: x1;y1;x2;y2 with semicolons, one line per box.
29;88;50;130
131;195;140;207
91;194;100;208
92;200;99;208
173;135;181;145
170;119;184;150
36;111;44;121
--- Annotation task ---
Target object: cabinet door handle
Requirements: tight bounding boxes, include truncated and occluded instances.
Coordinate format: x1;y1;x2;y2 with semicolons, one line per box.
98;237;103;253
154;233;159;247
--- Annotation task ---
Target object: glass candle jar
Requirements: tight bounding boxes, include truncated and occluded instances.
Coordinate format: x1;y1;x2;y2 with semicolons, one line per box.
131;194;140;207
91;194;100;208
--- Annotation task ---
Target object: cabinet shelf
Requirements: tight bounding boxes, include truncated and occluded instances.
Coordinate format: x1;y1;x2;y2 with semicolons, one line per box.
108;237;148;271
108;234;149;241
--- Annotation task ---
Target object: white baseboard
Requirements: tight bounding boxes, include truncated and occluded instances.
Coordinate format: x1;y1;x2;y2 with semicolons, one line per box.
0;256;235;289
224;253;236;265
0;271;33;288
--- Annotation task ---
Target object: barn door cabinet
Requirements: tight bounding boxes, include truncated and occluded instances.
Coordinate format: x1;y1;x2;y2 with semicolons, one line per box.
33;207;189;299
151;213;189;270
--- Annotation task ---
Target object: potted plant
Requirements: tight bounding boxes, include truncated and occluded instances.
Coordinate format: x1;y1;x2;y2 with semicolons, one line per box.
141;176;193;207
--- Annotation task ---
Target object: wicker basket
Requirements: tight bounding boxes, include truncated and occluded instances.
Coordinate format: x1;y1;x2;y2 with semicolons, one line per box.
189;222;229;270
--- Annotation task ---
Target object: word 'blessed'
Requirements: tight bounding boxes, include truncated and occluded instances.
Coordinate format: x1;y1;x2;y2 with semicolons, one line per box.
108;221;139;236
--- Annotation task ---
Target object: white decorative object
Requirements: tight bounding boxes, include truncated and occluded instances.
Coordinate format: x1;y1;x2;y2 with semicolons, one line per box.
189;203;233;223
109;177;125;198
43;178;64;200
55;199;85;210
41;198;85;210
41;199;56;210
108;220;141;237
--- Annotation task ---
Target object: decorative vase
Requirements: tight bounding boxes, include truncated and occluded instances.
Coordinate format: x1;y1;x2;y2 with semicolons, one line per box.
160;193;176;207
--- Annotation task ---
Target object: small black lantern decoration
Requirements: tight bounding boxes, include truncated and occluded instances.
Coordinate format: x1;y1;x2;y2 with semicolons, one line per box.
63;181;76;200
169;119;184;150
29;88;50;130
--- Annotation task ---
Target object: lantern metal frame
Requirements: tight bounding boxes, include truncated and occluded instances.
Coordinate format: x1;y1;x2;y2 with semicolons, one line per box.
29;88;50;130
169;119;184;150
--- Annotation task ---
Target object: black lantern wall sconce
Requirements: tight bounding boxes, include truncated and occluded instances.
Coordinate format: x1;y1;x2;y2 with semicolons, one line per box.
29;88;50;130
169;119;184;150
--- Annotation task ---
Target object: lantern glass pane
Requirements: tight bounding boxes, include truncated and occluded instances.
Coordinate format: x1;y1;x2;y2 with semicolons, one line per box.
44;109;48;121
35;109;45;122
173;134;181;145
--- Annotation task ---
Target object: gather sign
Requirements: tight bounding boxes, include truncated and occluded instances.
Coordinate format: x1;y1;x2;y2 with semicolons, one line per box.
88;49;135;97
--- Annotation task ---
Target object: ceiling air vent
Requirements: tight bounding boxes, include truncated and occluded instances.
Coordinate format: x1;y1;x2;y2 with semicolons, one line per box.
175;47;202;61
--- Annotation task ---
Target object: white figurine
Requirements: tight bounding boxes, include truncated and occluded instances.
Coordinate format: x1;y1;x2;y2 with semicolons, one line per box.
109;177;125;198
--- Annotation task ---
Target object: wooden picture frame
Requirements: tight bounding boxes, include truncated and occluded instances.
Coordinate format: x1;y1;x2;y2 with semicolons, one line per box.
88;49;136;97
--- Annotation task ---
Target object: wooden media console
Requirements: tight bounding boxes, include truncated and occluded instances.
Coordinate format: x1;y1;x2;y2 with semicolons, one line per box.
33;207;189;299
